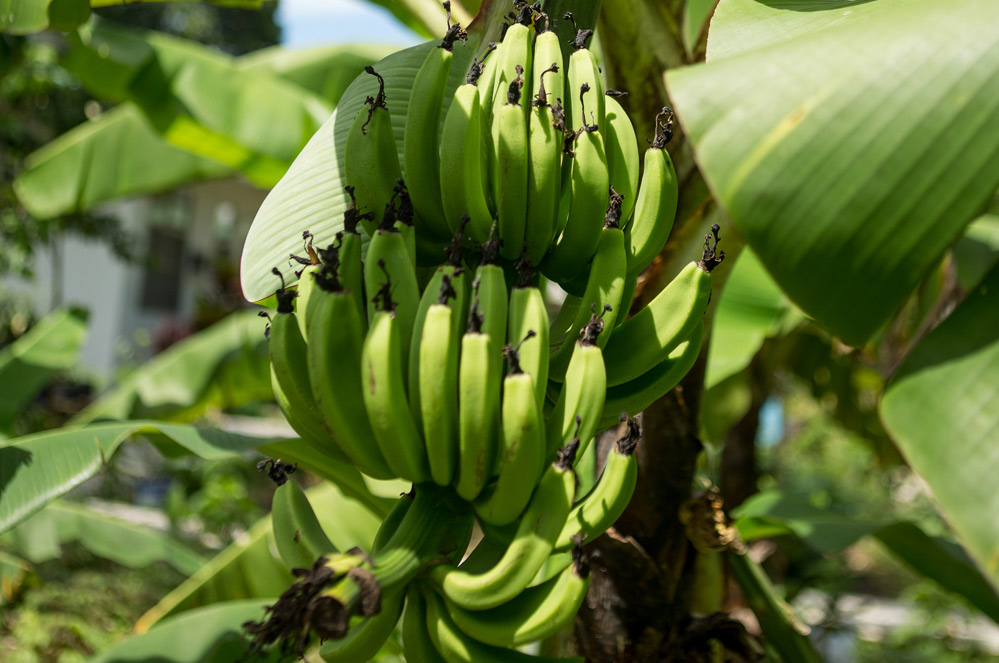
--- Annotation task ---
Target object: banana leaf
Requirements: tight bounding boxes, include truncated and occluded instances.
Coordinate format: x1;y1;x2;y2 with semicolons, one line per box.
667;0;999;345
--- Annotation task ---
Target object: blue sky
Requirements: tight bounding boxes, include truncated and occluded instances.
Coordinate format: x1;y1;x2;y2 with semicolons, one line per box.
278;0;421;49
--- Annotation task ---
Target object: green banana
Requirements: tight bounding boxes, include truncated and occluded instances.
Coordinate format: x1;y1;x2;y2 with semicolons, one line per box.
422;588;585;663
490;22;532;125
290;232;321;339
337;189;373;330
542;117;609;285
525;60;564;264
344;67;401;235
555;416;641;550
472;242;508;378
320;589;405;663
599;321;703;428
407;236;470;429
604;94;640;225
361;281;431;484
548;210;627;381
546;316;607;460
473;346;545;526
266;273;349;463
602;248;720;388
270;480;338;571
419;274;462;486
306;262;395;480
529;21;564;112
454;298;501;501
625;107;679;279
507;261;550;413
431;447;577;611
494;67;529;261
364;223;420;371
404;11;466;241
444;542;590;647
403;587;447;663
439;81;494;243
563;31;604;136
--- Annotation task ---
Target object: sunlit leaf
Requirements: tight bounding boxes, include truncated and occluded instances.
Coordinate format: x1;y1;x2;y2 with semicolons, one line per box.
881;264;999;590
668;0;999;345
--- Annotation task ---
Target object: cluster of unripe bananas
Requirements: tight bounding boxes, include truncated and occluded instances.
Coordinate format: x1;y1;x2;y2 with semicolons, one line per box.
248;3;724;661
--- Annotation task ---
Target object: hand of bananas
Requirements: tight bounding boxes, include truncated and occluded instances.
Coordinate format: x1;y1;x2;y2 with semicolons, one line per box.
249;3;724;660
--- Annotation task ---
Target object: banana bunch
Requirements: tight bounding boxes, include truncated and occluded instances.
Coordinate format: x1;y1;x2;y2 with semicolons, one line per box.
253;2;727;660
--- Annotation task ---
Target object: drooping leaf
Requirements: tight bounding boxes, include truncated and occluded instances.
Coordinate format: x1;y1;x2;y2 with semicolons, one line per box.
881;263;999;590
63;19;332;187
0;500;206;574
14;105;230;220
0;421;284;534
0;0;90;35
0;307;88;427
89;599;280;663
705;248;798;389
72;311;271;424
667;0;999;345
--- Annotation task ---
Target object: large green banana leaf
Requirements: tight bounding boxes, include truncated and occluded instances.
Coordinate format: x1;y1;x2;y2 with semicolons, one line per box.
666;0;999;346
0;499;206;575
0;0;263;35
90;599;282;663
0;307;88;429
881;263;999;591
72;311;270;424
